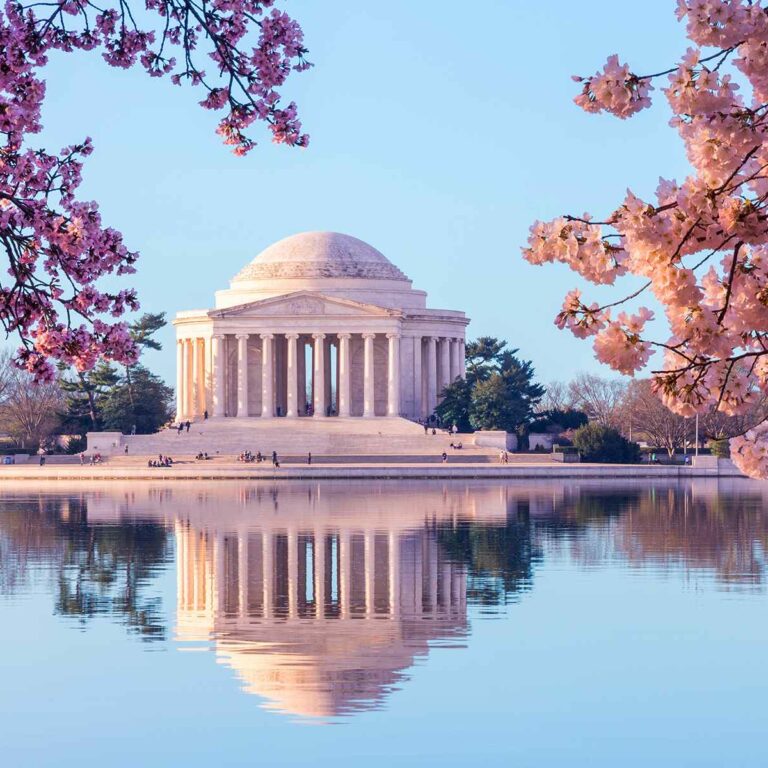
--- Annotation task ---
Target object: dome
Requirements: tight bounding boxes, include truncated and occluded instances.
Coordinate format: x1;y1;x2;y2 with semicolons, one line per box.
233;231;410;283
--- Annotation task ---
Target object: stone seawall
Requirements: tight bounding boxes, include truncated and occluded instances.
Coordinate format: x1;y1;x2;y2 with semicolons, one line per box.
0;460;746;481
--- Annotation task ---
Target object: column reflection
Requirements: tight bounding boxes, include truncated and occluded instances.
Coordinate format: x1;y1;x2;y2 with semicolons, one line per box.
174;498;471;720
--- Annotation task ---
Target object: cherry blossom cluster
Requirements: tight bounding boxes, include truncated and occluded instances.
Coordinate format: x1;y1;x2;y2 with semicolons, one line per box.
522;0;768;477
0;0;309;380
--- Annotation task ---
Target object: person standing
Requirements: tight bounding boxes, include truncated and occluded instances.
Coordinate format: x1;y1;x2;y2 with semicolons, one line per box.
204;410;209;420
185;420;191;433
441;452;447;463
307;452;312;465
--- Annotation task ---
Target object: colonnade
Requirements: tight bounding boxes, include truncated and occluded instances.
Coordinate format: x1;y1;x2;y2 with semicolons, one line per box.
176;523;468;621
176;331;465;420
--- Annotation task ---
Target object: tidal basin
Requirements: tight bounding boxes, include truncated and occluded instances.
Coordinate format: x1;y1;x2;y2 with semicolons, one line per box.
1;479;767;767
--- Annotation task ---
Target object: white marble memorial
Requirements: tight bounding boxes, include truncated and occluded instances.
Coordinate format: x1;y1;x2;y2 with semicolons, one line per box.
174;231;468;421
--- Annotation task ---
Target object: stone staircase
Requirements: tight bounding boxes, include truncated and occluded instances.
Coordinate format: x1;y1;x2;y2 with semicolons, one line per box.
112;417;493;458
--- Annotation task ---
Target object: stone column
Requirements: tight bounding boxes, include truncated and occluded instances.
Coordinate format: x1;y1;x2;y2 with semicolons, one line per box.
185;339;196;418
202;337;211;414
314;530;326;618
458;338;466;379
426;336;438;415
387;333;400;417
187;338;200;418
176;339;184;420
364;530;375;617
338;333;351;417
449;338;460;381
363;332;376;418
260;333;274;418
287;528;298;619
413;336;422;419
312;333;326;417
212;335;226;417
339;530;351;618
238;532;248;617
439;337;450;397
262;531;273;619
285;333;299;418
236;334;249;417
388;531;399;617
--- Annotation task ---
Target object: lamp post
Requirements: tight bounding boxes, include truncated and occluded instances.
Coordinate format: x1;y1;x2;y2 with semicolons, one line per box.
695;412;700;458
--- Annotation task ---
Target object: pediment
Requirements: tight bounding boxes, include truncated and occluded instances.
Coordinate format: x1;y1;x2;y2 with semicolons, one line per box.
210;291;399;319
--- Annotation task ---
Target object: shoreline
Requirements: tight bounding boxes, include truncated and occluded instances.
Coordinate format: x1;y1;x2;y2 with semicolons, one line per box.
0;462;746;481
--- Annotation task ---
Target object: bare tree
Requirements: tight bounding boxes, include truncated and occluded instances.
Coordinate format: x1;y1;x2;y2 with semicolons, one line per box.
0;349;15;406
567;373;626;428
699;398;768;442
623;380;693;457
538;380;573;412
0;366;63;450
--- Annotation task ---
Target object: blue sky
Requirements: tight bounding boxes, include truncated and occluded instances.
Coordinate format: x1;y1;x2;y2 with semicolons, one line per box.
34;0;692;385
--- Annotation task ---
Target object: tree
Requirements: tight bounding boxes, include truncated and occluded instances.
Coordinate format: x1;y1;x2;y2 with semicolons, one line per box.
521;2;768;478
59;361;120;434
567;373;626;428
125;312;167;409
0;366;62;450
529;408;589;434
0;1;310;381
465;337;507;383
434;377;473;433
573;423;640;464
623;379;693;457
699;396;768;441
435;338;544;433
538;380;573;413
99;365;174;434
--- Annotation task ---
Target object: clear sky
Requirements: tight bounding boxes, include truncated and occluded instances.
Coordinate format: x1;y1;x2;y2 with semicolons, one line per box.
33;0;692;385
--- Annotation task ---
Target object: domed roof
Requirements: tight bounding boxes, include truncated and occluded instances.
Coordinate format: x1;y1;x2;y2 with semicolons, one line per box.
233;231;410;283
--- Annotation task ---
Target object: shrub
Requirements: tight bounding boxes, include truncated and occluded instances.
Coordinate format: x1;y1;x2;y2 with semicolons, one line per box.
708;439;730;459
573;423;641;464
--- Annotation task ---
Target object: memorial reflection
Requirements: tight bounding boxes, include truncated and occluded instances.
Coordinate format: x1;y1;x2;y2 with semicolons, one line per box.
2;479;768;719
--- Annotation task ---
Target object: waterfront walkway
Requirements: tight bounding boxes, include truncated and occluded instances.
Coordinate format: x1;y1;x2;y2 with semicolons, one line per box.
0;456;744;480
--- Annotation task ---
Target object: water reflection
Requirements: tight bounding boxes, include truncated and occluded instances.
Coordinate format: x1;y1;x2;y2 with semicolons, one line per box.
0;480;767;721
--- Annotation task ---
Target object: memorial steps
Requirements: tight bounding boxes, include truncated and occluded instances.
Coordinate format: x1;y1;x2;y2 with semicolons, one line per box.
116;417;496;457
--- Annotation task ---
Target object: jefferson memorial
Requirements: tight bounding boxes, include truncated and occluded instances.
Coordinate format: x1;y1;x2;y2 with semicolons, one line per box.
174;231;468;422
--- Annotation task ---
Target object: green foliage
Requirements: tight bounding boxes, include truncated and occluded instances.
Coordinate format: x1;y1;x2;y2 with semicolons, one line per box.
129;312;166;352
99;365;174;434
708;438;731;458
65;435;87;454
59;312;171;436
530;408;589;433
435;337;544;433
435;377;473;432
573;423;641;464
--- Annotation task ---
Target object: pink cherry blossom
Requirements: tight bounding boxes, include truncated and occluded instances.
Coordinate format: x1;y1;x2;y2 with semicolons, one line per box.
523;0;768;478
0;0;310;380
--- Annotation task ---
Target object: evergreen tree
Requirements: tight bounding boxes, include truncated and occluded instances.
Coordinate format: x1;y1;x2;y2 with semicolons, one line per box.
435;338;544;433
99;365;174;434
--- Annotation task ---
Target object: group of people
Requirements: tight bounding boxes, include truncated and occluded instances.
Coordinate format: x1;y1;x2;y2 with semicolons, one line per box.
498;450;510;464
421;419;460;436
148;454;173;468
176;421;191;434
237;450;281;467
195;452;212;461
79;453;102;465
449;441;464;450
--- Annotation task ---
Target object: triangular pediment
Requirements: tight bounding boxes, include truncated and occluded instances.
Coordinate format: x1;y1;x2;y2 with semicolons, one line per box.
210;291;400;319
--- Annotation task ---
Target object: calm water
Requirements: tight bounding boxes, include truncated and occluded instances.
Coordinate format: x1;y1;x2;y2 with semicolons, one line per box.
0;479;766;767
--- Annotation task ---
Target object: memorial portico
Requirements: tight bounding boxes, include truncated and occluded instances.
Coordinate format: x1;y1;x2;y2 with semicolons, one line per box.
174;232;469;422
